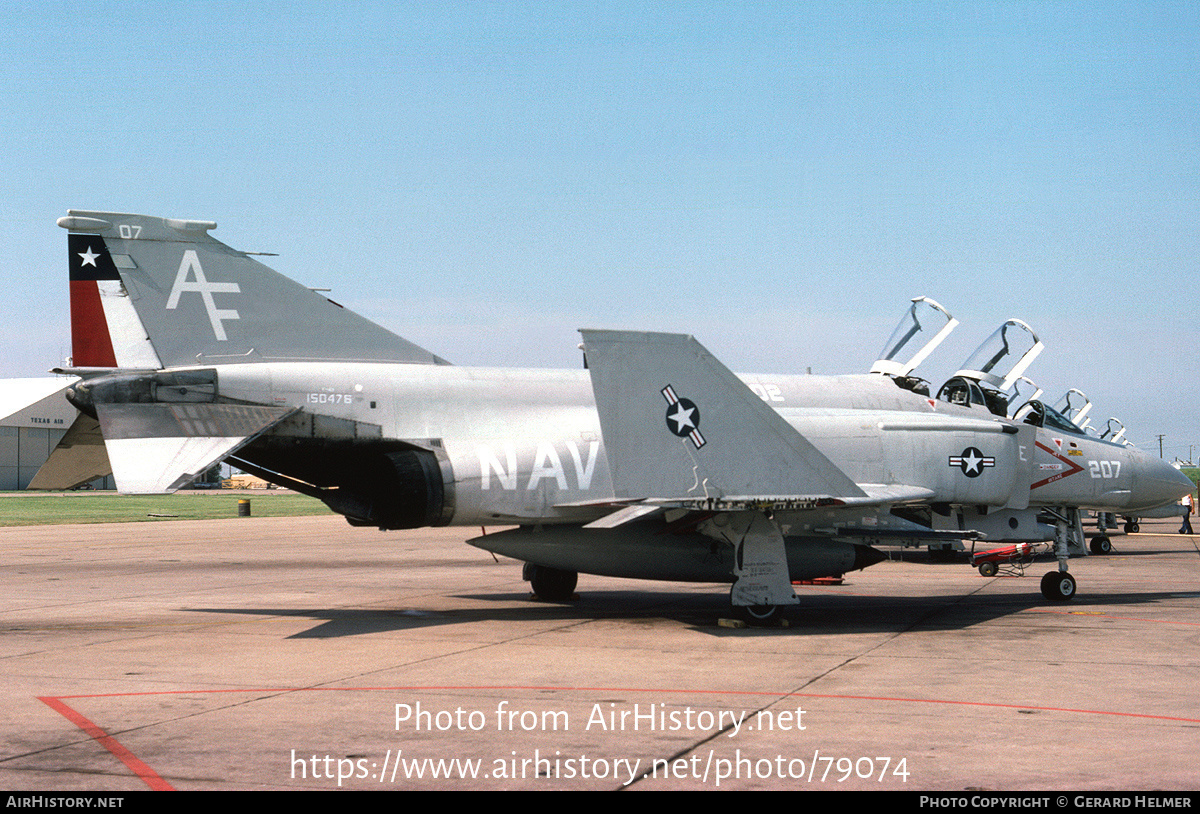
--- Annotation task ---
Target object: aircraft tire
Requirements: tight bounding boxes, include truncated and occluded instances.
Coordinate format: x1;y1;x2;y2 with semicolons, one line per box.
978;561;998;577
1090;536;1112;555
528;565;578;602
1040;570;1077;602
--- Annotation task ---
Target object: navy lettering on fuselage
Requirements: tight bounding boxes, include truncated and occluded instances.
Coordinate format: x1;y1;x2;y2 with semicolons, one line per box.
478;440;601;491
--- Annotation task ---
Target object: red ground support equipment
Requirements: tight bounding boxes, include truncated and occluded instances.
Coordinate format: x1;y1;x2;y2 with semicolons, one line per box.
970;541;1047;577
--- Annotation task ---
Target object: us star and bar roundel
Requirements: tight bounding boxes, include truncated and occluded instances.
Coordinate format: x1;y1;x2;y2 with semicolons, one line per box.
660;385;706;449
948;447;995;478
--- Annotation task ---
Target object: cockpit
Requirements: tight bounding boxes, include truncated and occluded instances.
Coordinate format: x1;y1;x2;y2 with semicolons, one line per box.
935;319;1044;418
1012;400;1086;435
871;297;958;397
872;302;1061;421
936;376;1011;417
871;301;1130;442
1011;389;1128;443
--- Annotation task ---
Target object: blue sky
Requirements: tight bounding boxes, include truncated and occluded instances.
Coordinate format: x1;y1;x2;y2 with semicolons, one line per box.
2;2;1197;459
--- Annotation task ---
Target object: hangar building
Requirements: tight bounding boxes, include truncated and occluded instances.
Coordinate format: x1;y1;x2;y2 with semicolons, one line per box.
0;378;113;490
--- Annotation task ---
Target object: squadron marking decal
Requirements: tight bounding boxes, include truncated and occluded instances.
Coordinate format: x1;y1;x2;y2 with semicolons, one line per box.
661;385;705;449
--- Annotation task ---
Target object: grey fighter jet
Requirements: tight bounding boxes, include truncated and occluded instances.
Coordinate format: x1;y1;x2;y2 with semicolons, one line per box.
34;212;1193;622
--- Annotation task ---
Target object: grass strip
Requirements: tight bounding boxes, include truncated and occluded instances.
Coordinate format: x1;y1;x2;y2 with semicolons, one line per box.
0;492;332;526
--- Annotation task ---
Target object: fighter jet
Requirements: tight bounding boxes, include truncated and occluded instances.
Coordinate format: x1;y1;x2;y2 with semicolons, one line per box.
34;211;1193;623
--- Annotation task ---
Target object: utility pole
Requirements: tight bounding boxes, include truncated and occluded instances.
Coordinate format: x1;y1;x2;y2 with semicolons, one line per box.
1157;434;1165;458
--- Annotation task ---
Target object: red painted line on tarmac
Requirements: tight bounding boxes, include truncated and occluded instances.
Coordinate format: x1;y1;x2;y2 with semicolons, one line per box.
1028;608;1200;626
38;695;175;791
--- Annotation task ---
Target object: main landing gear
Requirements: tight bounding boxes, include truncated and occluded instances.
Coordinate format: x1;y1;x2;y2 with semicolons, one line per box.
730;587;783;626
726;513;799;627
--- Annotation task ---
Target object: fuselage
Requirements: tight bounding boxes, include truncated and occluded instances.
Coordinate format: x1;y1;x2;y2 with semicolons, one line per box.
211;361;1190;527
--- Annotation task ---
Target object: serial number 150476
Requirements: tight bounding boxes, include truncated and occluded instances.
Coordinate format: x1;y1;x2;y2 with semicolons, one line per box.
307;393;353;405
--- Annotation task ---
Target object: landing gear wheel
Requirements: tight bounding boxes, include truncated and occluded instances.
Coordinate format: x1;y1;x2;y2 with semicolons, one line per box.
527;565;578;601
734;603;780;626
1090;536;1112;555
978;561;998;577
1040;570;1077;602
1131;522;1140;533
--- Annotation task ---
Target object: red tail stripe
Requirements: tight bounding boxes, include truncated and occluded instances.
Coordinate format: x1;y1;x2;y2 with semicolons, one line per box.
69;279;118;367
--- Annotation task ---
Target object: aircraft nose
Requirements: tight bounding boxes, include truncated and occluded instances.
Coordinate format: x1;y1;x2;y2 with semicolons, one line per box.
1133;459;1195;512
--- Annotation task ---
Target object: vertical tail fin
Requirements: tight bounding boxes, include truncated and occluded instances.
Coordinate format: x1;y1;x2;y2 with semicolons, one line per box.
59;211;450;368
579;329;865;502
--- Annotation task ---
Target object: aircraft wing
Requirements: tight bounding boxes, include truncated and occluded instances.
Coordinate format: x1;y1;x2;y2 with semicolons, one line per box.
579;330;946;610
580;329;868;504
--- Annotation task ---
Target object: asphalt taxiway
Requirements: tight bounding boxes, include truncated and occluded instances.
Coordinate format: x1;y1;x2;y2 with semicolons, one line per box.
1;514;1197;790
